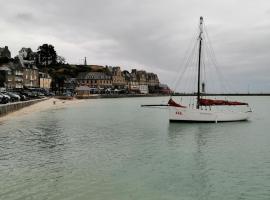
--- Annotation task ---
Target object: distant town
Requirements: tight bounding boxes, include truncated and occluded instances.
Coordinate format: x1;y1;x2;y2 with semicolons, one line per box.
0;44;171;101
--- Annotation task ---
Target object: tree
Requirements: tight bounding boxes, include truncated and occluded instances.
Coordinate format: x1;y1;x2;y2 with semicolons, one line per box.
57;55;66;64
36;44;57;67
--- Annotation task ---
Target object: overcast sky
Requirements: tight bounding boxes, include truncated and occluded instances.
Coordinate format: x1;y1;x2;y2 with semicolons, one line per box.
1;0;270;92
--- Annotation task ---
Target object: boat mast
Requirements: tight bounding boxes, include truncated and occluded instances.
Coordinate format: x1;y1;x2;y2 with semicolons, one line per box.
197;16;203;109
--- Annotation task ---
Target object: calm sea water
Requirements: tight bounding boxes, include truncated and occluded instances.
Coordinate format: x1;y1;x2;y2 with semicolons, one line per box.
0;96;270;200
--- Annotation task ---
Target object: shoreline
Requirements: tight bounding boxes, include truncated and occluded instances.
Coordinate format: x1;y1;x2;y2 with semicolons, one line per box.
74;93;270;99
76;94;170;99
0;98;85;122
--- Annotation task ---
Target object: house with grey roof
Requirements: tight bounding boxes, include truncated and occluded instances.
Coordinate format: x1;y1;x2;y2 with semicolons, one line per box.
77;72;112;89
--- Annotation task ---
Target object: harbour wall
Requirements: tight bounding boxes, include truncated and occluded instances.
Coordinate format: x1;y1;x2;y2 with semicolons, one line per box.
0;98;46;117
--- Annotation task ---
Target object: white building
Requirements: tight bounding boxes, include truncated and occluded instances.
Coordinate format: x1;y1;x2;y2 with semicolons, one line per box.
139;84;149;94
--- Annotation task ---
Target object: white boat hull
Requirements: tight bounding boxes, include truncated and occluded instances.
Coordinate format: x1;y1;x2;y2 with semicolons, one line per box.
169;106;250;122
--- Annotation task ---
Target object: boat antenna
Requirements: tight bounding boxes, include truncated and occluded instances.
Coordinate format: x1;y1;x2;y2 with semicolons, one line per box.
197;16;203;109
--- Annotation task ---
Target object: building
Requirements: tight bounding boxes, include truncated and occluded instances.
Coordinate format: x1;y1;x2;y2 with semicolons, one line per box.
127;69;140;93
75;85;91;96
122;70;135;93
147;72;159;93
19;47;31;58
139;85;149;94
19;47;36;61
111;67;126;89
18;54;39;88
0;46;11;59
147;72;159;86
124;70;159;94
136;70;147;85
0;62;24;89
39;72;52;89
63;78;77;93
0;47;40;90
159;84;172;94
135;70;149;94
22;64;39;88
77;72;112;90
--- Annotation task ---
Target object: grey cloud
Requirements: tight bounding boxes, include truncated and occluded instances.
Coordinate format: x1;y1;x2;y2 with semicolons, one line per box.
1;0;270;91
15;13;35;21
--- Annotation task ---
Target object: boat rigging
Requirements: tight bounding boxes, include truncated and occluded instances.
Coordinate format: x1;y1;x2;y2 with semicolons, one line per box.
143;17;251;122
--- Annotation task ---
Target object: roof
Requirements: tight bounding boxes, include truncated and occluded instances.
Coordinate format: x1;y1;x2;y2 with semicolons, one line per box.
19;47;32;52
77;72;111;80
0;62;22;71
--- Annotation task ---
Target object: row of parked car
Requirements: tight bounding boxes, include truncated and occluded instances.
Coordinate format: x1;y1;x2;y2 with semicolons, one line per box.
0;89;53;104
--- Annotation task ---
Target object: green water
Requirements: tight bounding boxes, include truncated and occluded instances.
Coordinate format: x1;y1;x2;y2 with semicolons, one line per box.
0;97;270;200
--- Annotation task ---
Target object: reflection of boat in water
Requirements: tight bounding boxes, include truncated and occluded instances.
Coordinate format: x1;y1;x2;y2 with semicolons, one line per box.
143;17;251;122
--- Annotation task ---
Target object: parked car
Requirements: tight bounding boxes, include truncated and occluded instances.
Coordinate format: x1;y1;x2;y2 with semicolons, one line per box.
14;92;27;101
38;92;45;97
0;93;8;104
21;91;38;99
6;92;20;102
0;93;4;104
0;92;11;103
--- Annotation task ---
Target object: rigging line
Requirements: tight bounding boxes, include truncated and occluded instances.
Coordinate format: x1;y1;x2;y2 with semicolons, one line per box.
203;38;223;93
179;39;197;101
171;29;199;93
173;21;203;98
200;26;215;93
204;25;236;93
202;42;207;95
172;23;202;92
203;24;220;68
193;42;199;94
188;40;199;95
172;49;193;93
191;46;198;106
174;38;198;90
203;28;228;93
208;43;231;93
201;29;220;93
173;37;198;93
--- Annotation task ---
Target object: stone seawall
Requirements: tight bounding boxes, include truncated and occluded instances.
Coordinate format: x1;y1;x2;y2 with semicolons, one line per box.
0;98;46;117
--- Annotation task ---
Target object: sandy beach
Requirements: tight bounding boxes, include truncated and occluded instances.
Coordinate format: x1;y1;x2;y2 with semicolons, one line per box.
0;98;86;121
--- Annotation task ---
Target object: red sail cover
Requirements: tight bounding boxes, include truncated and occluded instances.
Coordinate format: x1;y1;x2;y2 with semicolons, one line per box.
168;99;186;108
199;98;248;106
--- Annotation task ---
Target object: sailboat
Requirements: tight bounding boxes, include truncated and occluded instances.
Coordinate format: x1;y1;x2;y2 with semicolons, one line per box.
168;17;251;122
142;17;251;122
